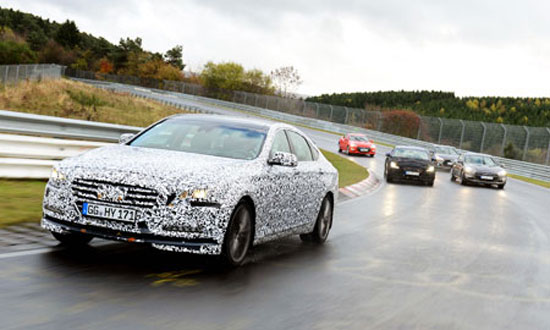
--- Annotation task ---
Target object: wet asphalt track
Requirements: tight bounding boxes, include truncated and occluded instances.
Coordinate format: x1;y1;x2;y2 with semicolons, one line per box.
1;95;550;329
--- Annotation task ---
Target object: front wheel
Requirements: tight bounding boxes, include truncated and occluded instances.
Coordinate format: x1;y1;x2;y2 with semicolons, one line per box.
460;172;468;186
51;231;93;246
300;196;333;244
222;202;253;267
497;183;505;190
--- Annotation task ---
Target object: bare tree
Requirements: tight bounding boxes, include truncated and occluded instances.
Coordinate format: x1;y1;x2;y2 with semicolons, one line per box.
270;66;303;97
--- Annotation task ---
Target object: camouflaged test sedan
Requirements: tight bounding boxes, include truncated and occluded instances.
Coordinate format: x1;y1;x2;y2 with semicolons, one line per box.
42;115;339;266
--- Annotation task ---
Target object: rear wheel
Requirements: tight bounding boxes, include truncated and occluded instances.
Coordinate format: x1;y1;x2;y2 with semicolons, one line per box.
222;202;253;267
300;196;333;244
51;231;93;246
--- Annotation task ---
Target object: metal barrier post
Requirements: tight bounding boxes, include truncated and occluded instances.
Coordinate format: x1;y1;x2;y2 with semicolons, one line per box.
522;126;530;161
480;122;487;152
459;120;465;148
437;118;443;144
301;100;306;114
315;103;320;117
377;111;383;131
255;94;259;107
344;107;349;124
500;124;507;156
15;65;19;83
1;66;7;84
546;128;550;165
329;105;334;121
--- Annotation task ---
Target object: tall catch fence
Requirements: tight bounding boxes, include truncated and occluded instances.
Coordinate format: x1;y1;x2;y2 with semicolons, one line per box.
13;67;545;166
0;64;65;85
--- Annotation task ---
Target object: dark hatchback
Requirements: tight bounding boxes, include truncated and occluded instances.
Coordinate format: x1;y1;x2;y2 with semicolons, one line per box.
384;146;436;186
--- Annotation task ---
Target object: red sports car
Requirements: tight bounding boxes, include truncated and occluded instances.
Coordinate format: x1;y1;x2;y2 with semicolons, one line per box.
338;133;376;157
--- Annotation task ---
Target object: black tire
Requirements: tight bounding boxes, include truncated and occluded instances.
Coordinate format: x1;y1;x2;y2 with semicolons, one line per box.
426;180;434;187
300;196;333;244
497;183;505;190
222;202;253;267
385;166;393;183
450;171;456;182
460;172;468;186
51;231;93;246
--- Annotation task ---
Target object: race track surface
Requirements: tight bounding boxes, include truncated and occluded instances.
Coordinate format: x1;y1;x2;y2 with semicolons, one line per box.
1;86;549;329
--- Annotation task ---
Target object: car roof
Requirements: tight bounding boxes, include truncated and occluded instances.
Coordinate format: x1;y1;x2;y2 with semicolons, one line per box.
394;145;429;152
167;114;278;131
462;152;493;158
349;133;367;136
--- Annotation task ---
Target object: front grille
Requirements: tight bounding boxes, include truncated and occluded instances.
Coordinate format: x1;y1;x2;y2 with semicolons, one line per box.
72;178;159;208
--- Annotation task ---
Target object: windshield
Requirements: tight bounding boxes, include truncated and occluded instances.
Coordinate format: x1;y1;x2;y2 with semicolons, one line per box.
349;135;369;142
464;155;497;166
129;119;267;160
393;148;429;160
435;146;458;155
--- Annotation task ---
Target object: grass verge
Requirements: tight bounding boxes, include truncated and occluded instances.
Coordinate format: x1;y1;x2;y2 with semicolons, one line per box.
320;149;369;188
0;180;46;227
508;174;550;189
0;78;187;126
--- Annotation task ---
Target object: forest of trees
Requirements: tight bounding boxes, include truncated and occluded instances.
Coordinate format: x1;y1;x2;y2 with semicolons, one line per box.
0;6;187;81
307;90;550;127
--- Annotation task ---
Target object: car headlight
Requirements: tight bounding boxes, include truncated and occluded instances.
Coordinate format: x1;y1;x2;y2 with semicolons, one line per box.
349;142;356;147
464;166;475;175
427;165;435;172
50;167;66;181
498;170;507;177
179;189;208;200
435;156;444;162
390;161;399;169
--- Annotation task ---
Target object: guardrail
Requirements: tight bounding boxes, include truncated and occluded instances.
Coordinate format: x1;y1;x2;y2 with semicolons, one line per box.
0;133;113;179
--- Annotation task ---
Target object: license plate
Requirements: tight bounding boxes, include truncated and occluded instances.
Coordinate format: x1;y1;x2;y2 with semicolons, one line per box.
82;202;138;222
480;175;493;180
359;148;370;152
405;171;420;176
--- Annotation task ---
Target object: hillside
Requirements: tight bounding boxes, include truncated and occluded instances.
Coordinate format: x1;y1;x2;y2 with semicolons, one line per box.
307;91;550;127
0;78;187;126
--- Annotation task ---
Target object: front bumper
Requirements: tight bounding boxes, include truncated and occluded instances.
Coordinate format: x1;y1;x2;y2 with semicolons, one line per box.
388;168;435;182
349;147;376;155
42;183;227;255
464;174;507;185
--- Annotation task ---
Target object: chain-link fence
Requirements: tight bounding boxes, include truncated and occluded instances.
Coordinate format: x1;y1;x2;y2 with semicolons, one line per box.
0;64;65;85
61;68;550;165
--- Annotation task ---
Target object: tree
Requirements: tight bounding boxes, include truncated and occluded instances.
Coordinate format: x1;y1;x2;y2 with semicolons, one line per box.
0;40;37;64
164;45;185;70
200;61;274;94
270;66;303;97
55;20;80;48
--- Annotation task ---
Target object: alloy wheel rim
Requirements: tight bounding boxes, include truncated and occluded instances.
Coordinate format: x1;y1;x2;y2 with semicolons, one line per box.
318;200;331;239
229;208;251;262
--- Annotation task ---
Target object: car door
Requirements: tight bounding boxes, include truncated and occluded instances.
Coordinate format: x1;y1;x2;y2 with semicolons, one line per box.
286;130;323;227
259;129;299;236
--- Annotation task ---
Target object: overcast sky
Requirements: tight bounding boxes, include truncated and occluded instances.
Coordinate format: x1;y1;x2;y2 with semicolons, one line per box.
4;0;550;97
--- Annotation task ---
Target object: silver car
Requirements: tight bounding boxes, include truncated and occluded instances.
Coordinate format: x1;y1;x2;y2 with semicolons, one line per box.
42;115;339;266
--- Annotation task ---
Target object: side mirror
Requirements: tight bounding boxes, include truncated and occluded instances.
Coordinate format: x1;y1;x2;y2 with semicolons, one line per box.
119;133;135;144
268;152;298;167
385;152;391;157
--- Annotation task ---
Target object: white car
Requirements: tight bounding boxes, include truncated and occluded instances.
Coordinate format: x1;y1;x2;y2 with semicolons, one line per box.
42;115;338;266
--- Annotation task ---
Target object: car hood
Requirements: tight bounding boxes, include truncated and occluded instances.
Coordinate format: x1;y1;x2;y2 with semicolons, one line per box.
58;145;256;193
350;141;373;148
393;157;431;167
465;164;503;173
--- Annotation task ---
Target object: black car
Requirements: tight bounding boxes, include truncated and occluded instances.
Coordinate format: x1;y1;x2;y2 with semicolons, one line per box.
450;152;507;189
384;146;436;186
